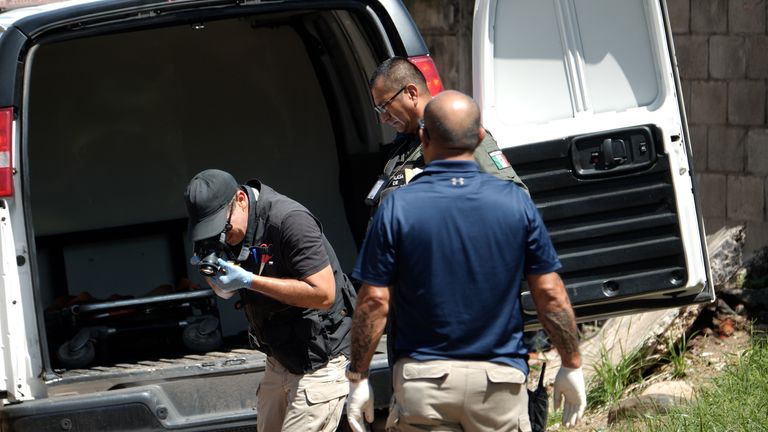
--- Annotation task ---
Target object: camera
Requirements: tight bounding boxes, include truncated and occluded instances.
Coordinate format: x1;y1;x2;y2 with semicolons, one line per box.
193;236;230;277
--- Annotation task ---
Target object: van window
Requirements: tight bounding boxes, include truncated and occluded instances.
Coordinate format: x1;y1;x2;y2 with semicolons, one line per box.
491;0;660;125
574;0;659;113
493;0;573;125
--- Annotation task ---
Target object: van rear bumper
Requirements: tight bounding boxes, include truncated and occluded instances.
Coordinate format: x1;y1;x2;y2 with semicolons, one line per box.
1;383;259;432
1;355;392;432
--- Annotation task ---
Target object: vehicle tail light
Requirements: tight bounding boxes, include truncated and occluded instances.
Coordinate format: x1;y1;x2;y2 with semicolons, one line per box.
0;107;13;197
408;55;444;96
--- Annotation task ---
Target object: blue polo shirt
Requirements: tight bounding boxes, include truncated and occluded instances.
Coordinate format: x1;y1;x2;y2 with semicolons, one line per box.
352;160;561;374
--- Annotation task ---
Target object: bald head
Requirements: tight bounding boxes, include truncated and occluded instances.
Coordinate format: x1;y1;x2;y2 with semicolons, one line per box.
421;90;483;158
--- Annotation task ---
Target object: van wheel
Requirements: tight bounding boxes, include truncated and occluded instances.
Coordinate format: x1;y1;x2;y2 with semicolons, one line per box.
182;316;223;352
57;330;96;369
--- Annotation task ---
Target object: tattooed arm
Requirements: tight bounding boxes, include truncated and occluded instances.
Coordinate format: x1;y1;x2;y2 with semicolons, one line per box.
528;272;582;369
349;283;390;374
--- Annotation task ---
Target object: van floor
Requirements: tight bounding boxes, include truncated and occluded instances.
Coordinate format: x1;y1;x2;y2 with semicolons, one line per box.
46;338;390;398
46;347;268;397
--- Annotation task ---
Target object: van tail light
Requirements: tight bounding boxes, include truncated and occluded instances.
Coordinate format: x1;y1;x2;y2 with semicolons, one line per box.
408;55;444;96
0;107;13;197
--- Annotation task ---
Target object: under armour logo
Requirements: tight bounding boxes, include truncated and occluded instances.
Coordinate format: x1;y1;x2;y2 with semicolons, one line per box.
451;177;465;186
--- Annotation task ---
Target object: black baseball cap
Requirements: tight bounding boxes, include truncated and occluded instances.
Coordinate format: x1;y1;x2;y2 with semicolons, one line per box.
184;169;238;241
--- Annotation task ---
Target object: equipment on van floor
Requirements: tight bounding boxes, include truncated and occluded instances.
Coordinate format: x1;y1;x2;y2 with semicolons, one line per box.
48;289;222;369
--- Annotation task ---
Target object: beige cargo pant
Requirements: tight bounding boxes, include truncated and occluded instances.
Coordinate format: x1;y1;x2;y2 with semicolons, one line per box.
386;358;532;432
256;354;349;432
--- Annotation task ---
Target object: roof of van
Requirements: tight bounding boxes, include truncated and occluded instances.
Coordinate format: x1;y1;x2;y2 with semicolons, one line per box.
0;0;102;29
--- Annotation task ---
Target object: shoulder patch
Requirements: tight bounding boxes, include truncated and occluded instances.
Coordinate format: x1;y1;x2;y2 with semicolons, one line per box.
489;150;511;170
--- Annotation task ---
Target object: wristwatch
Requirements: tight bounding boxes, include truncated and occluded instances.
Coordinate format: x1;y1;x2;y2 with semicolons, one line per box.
345;366;369;382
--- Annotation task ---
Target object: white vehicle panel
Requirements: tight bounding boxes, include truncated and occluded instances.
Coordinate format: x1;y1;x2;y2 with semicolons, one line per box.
473;0;713;313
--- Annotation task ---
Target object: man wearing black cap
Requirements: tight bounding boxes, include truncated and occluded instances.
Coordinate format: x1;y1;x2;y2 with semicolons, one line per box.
184;169;356;432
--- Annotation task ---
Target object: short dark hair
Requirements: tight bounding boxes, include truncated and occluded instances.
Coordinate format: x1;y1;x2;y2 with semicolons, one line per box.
423;91;482;152
369;56;429;94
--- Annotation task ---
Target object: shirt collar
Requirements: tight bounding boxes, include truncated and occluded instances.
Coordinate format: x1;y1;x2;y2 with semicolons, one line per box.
422;159;481;174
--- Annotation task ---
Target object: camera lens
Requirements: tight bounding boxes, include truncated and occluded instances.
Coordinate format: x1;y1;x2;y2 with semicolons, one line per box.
198;252;220;277
199;263;218;276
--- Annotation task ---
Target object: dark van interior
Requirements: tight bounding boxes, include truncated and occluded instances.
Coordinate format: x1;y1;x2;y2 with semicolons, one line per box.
26;8;388;377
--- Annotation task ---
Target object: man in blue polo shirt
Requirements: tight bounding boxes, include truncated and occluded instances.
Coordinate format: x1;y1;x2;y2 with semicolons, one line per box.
345;90;586;431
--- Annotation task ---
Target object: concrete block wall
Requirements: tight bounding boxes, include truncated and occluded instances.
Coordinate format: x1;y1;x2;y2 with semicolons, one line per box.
670;0;768;256
408;0;768;257
405;1;473;95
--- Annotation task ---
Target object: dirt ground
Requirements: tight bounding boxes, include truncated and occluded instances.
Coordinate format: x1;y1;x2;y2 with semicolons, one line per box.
545;310;756;432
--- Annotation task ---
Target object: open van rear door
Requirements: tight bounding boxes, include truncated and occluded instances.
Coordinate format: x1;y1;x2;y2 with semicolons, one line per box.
473;0;714;323
1;201;39;403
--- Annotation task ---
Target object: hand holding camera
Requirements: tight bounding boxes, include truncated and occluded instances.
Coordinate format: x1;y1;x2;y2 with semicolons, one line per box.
192;235;252;292
205;258;253;292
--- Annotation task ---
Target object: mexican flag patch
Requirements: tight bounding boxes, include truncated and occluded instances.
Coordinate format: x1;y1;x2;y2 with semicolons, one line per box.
489;150;511;170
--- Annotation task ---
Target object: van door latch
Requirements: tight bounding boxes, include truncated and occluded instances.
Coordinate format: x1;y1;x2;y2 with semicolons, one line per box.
589;138;628;169
572;125;657;178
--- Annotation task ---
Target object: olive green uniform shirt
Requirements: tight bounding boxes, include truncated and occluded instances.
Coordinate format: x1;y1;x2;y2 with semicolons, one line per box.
370;129;528;208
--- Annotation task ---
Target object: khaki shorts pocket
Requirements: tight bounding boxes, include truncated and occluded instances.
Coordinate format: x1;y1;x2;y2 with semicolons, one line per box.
401;362;451;380
485;365;526;384
304;380;348;404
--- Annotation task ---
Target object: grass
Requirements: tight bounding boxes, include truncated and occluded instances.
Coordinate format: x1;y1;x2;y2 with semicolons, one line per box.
545;345;651;429
665;331;697;379
586;345;651;409
546;324;766;431
628;336;768;431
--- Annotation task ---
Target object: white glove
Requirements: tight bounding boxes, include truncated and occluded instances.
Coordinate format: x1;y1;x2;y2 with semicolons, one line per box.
553;366;586;428
346;378;374;432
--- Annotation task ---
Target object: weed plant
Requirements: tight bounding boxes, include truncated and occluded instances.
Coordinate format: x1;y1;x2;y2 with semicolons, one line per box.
587;346;650;409
666;331;696;379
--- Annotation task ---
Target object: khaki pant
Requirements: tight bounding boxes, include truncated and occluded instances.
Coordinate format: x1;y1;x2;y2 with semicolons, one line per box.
256;354;349;432
386;358;531;432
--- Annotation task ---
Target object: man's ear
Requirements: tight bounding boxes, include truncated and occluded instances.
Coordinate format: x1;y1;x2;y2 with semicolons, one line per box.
405;83;420;102
419;127;429;148
236;189;248;207
419;127;433;164
478;127;486;145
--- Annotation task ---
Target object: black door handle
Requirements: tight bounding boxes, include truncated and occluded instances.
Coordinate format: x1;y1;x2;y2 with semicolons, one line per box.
600;138;627;168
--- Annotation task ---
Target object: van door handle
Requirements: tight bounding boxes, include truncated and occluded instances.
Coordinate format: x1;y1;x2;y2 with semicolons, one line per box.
572;126;657;178
599;138;627;168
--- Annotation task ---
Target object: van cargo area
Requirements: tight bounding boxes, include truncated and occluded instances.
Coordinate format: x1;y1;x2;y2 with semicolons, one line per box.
25;7;385;395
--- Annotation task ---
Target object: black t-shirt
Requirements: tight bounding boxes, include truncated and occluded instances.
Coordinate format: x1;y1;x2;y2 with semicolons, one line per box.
277;210;329;280
238;182;354;374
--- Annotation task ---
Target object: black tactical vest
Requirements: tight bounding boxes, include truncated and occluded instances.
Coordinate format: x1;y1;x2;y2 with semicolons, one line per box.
238;180;355;374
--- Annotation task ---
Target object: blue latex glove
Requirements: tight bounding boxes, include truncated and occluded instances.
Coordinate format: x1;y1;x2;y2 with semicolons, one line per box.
189;255;201;265
208;258;253;292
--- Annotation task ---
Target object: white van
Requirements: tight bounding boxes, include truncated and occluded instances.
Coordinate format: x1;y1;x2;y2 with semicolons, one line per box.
0;0;711;430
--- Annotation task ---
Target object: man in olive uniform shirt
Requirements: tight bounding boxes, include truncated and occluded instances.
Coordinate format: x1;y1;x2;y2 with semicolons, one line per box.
365;56;527;208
